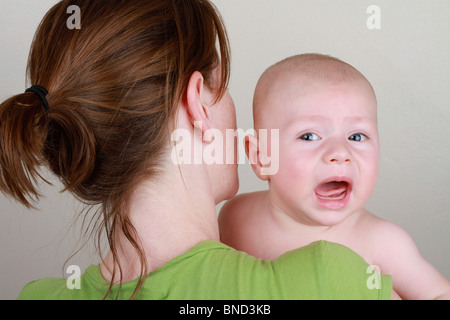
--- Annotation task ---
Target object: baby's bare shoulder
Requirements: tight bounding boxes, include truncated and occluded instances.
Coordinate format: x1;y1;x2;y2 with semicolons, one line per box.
360;212;412;243
218;191;268;247
358;211;424;268
219;191;267;221
356;211;413;249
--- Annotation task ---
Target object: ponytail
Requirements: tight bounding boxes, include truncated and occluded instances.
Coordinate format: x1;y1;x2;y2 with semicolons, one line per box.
0;89;96;208
0;92;50;207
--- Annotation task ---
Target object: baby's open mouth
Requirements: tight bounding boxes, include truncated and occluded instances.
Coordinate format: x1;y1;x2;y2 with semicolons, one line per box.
315;181;349;200
314;177;352;209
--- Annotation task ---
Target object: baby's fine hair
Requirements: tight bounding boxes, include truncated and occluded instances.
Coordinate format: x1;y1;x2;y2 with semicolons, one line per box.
260;53;369;84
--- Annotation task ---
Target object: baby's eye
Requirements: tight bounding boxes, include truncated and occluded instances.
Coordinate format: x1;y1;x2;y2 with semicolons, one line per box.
299;133;320;141
348;133;368;142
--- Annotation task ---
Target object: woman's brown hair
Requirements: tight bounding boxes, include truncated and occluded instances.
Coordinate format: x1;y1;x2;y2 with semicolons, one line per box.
0;0;230;299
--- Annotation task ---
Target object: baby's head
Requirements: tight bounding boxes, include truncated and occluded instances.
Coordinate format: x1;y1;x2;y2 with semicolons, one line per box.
249;54;380;226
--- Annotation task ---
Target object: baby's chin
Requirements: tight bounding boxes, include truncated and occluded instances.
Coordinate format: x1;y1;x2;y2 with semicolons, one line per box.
306;210;354;227
294;203;363;228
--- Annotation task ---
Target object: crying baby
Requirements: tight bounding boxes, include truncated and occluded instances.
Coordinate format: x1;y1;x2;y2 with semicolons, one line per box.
219;54;450;300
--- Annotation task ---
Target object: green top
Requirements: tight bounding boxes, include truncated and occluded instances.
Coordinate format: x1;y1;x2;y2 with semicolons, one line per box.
18;240;392;300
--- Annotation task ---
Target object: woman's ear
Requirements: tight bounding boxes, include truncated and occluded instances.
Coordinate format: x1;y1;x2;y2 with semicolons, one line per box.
245;134;270;181
185;71;212;133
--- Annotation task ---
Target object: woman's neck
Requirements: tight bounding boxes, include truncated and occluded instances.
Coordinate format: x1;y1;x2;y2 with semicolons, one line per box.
100;162;220;283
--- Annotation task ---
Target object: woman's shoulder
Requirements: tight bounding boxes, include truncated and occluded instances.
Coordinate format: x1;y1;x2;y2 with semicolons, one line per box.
17;241;393;300
150;240;392;300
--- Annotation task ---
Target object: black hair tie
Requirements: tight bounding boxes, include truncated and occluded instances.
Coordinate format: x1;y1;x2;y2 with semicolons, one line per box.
25;85;49;113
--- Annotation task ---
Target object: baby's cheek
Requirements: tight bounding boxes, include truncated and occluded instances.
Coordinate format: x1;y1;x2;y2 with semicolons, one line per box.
355;154;379;201
273;156;310;192
363;165;379;195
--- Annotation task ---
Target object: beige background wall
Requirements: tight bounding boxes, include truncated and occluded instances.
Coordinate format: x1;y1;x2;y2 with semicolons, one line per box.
0;0;448;299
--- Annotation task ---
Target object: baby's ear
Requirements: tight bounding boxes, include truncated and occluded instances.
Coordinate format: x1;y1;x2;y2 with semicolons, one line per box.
245;134;270;181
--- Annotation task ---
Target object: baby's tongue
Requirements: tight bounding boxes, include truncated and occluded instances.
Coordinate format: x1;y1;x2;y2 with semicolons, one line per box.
315;181;348;198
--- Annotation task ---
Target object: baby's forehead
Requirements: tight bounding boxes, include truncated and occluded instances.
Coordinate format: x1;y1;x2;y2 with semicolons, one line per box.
256;73;377;110
254;76;377;130
254;54;377;127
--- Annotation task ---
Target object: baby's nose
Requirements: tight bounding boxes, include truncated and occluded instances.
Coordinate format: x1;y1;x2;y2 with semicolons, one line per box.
322;141;352;164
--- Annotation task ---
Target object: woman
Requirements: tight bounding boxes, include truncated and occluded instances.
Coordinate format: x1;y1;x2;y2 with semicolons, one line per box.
0;0;393;299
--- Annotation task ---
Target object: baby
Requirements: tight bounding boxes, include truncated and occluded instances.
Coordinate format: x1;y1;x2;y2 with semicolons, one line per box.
219;54;450;300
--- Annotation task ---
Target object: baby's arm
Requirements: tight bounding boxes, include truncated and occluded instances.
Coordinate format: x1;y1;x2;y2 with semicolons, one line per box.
372;220;450;300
